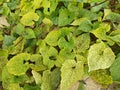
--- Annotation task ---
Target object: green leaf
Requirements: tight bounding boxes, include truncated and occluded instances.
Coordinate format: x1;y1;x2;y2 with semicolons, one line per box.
42;17;53;26
104;10;120;22
21;12;39;26
24;28;36;39
24;84;40;90
60;60;84;90
110;53;120;81
9;83;23;90
12;37;25;54
0;50;8;80
41;68;61;90
43;47;58;69
88;42;115;71
2;35;16;49
32;70;41;85
15;23;25;35
58;8;74;26
0;49;8;68
30;54;47;71
109;30;120;44
45;30;60;46
6;53;30;76
58;36;74;50
90;70;112;87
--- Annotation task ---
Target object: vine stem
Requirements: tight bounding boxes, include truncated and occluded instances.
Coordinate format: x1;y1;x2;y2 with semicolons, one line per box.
87;0;110;9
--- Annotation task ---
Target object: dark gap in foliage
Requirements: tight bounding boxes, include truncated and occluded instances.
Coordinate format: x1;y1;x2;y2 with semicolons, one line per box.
110;43;120;55
54;46;60;53
51;65;57;71
26;68;32;77
8;54;15;60
49;56;57;61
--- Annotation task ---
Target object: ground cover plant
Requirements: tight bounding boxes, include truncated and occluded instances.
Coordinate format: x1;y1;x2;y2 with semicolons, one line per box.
0;0;120;90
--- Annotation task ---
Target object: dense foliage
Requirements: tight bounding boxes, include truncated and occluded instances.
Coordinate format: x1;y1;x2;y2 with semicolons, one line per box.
0;0;120;90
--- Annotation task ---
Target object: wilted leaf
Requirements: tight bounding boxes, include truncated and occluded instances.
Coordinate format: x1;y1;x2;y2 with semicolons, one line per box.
60;60;84;90
0;16;10;28
88;42;115;71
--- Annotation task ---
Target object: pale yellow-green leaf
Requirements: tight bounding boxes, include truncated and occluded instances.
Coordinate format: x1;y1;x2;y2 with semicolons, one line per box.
32;70;42;85
60;60;84;90
21;12;39;26
88;42;115;71
6;53;30;76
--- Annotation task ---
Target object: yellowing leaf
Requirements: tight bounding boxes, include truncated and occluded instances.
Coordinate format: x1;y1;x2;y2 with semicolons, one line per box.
9;83;23;90
91;23;110;40
90;70;112;87
32;70;41;85
6;53;30;76
42;17;53;26
21;12;39;26
45;30;60;46
88;42;115;71
60;60;83;90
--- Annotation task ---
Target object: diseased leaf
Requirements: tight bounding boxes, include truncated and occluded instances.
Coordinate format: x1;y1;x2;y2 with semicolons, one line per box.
74;33;90;53
90;70;112;87
6;53;30;76
88;42;115;71
110;53;120;81
60;60;83;90
21;12;39;26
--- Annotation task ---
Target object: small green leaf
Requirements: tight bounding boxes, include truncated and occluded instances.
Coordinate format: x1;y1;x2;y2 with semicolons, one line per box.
24;28;36;39
58;36;74;50
15;23;25;35
110;53;120;81
42;17;53;26
6;53;30;76
21;12;39;26
60;60;84;90
2;35;16;49
88;42;115;71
